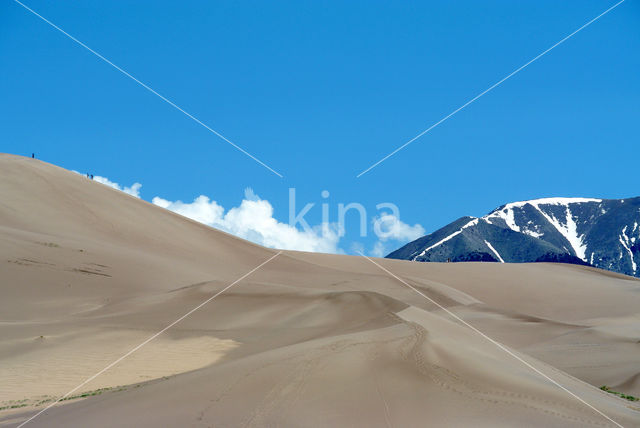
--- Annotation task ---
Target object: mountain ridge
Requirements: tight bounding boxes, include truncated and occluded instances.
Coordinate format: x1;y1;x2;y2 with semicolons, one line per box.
387;197;640;277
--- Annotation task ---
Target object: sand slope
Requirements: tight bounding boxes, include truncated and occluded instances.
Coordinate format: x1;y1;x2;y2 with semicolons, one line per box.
0;154;639;427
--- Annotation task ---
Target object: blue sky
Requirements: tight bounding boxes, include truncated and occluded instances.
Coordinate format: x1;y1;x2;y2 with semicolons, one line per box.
2;0;639;254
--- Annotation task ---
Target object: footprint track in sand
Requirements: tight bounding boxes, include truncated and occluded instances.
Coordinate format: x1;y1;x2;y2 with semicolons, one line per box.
393;315;612;427
197;312;613;427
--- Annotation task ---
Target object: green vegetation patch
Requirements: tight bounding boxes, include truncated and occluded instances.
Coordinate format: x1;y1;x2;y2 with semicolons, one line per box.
600;386;639;401
0;404;28;411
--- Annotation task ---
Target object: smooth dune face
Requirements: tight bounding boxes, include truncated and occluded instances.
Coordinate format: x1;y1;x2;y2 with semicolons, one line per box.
1;153;639;427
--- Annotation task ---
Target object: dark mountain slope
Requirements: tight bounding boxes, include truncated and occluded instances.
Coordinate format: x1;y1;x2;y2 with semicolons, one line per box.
388;197;640;277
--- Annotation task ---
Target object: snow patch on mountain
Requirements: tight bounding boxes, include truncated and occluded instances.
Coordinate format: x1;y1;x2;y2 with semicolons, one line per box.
534;205;588;260
526;229;543;238
484;240;504;263
412;218;478;260
503;197;603;207
486;206;521;232
484;197;601;261
619;226;637;273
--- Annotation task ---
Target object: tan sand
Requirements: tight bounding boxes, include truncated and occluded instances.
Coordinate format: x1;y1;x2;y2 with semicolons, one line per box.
0;330;237;402
0;153;638;427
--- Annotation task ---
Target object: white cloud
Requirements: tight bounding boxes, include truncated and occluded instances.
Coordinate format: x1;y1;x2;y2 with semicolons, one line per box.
373;213;425;242
93;176;142;198
370;241;388;257
152;195;223;225
84;175;424;257
152;189;341;253
370;214;425;257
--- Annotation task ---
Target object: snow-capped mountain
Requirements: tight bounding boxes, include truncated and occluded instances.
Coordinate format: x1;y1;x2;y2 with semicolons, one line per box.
387;197;640;278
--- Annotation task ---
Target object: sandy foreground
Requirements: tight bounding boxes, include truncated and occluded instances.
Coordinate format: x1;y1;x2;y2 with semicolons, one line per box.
0;154;639;427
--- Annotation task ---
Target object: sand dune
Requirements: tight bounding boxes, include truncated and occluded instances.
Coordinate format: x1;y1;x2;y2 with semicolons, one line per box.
1;154;639;427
